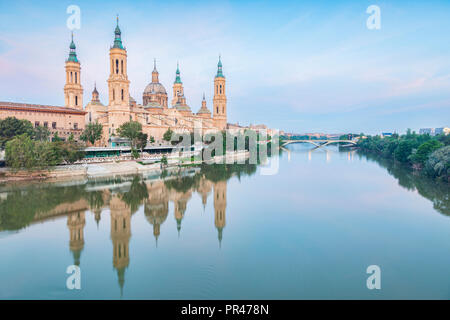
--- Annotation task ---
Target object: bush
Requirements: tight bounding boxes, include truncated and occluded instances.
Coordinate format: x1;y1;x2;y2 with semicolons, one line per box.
5;134;84;171
409;140;443;165
424;146;450;181
5;134;36;171
131;148;140;159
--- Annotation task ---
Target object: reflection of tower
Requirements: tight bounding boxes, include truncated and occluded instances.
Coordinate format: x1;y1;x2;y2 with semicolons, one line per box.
67;211;86;266
93;209;102;228
196;177;212;211
213;181;227;247
145;182;169;246
110;195;131;296
174;197;188;237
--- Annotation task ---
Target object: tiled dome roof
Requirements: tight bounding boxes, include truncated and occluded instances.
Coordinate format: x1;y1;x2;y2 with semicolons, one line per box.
143;82;167;95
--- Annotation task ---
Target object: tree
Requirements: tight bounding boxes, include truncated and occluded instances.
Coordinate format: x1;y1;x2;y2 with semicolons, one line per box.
163;128;174;143
410;140;443;165
161;155;168;167
0;117;34;147
34;125;50;142
150;136;155;144
116;121;143;149
5;134;36;171
80;122;103;145
136;132;148;152
55;141;85;164
425;146;450;180
52;132;63;142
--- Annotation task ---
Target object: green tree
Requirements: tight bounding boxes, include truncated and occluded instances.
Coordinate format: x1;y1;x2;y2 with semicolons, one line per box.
116;121;143;149
136;132;148;152
0;117;34;147
410;140;444;165
54;141;85;164
394;140;415;163
161;155;168;167
163;128;174;143
5;134;36;171
52;132;63;142
424;146;450;180
150;136;155;144
33;140;62;170
34;125;50;142
80;122;103;145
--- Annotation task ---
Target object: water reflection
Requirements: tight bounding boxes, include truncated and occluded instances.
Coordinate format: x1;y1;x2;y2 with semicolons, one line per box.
358;151;449;216
0;164;256;294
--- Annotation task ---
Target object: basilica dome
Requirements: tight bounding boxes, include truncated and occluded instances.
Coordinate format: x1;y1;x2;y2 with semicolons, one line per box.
143;82;167;95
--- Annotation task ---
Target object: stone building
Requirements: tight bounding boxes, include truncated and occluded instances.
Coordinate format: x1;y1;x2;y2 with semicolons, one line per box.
84;17;228;146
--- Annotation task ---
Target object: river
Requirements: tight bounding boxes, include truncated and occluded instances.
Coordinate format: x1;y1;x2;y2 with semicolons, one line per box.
0;144;449;299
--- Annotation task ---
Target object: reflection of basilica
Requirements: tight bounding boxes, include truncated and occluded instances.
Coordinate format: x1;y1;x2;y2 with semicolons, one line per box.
144;181;169;245
60;173;229;295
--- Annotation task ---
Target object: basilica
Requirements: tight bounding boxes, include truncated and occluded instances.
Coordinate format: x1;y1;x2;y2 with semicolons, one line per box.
70;18;228;146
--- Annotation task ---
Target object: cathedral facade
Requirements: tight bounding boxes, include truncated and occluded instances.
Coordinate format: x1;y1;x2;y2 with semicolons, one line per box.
81;18;228;147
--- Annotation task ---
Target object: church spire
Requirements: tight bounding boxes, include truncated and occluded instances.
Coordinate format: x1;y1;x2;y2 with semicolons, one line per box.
152;58;159;83
174;61;182;84
216;55;224;78
113;15;124;49
67;32;78;62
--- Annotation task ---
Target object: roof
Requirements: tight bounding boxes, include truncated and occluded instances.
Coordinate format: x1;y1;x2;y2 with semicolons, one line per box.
143;82;167;95
197;106;211;114
0;101;86;115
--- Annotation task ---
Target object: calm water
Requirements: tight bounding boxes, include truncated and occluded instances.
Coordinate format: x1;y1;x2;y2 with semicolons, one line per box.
0;145;449;299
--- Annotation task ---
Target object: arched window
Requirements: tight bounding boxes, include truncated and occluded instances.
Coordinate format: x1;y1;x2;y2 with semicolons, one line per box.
220;84;222;94
222;106;224;113
216;107;219;113
75;96;78;106
121;60;124;74
116;59;119;74
75;72;77;84
113;89;115;101
121;89;124;101
70;72;73;83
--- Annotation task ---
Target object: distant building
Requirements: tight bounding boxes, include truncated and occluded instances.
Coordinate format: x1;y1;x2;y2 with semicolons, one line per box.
381;132;393;138
419;128;434;135
434;127;450;135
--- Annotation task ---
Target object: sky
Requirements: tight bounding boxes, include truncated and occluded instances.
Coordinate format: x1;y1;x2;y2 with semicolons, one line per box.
0;0;449;134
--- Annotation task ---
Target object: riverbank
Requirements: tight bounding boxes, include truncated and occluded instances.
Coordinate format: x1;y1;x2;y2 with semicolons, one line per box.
0;150;250;183
357;133;449;182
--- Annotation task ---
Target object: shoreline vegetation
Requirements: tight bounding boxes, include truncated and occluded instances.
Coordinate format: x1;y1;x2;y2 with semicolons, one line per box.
356;130;449;182
0;116;279;183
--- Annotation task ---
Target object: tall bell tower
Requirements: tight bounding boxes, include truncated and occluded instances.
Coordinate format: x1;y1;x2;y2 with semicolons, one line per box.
171;62;184;106
64;33;83;110
213;56;227;130
107;16;130;108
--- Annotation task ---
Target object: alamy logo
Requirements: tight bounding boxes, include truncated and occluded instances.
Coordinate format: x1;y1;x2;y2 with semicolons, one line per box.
366;5;381;30
66;265;81;290
366;265;381;290
66;5;81;30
